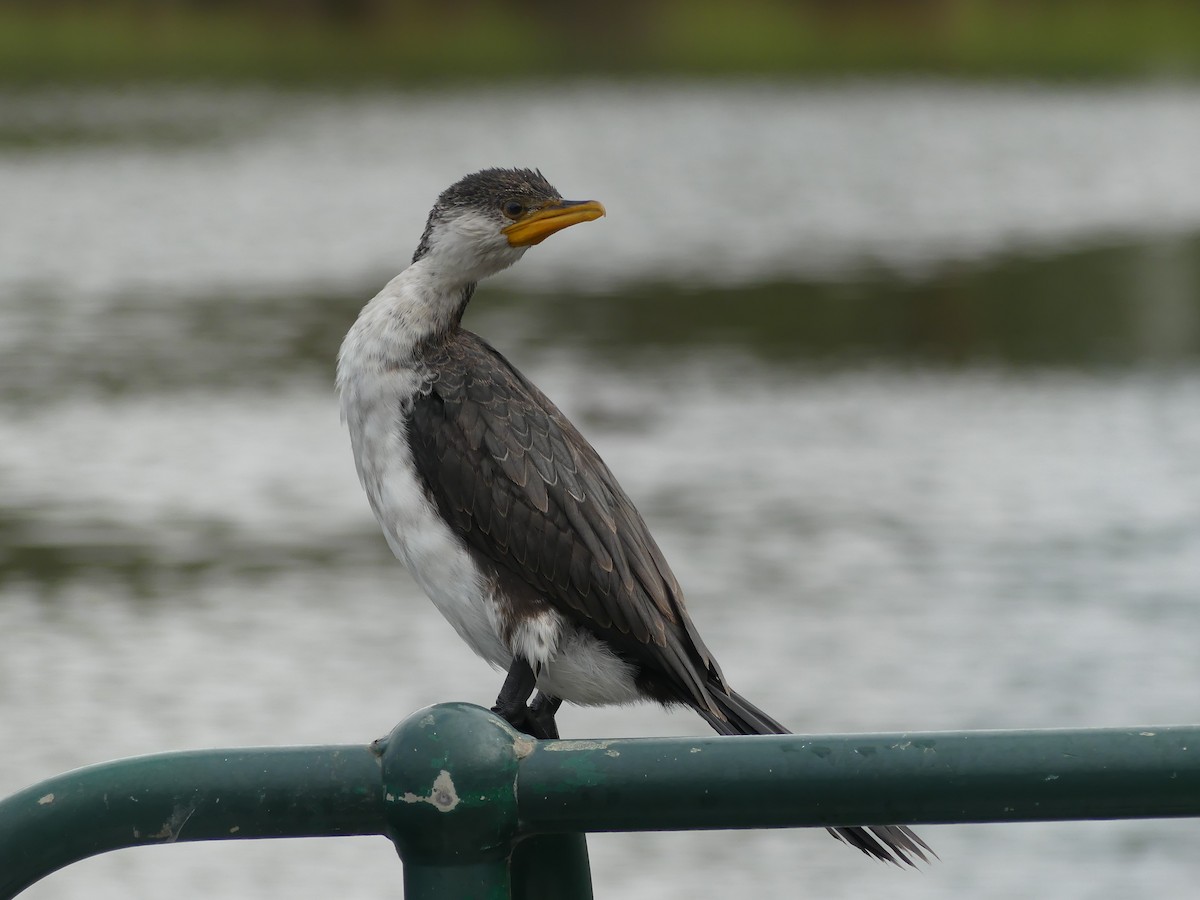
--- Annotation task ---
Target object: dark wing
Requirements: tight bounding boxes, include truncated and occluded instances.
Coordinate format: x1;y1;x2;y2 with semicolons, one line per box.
408;329;725;713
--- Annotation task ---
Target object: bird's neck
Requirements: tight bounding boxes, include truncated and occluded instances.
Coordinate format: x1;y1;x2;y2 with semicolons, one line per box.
399;257;477;338
340;260;475;373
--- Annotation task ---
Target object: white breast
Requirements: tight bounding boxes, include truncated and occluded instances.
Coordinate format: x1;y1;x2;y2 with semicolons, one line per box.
350;370;514;670
337;275;511;670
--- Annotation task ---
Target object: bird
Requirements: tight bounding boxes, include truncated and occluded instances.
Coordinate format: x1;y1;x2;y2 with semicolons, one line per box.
336;167;931;866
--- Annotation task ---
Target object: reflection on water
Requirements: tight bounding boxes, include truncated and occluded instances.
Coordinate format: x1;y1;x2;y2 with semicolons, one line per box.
2;83;1200;899
3;235;1200;407
495;235;1200;367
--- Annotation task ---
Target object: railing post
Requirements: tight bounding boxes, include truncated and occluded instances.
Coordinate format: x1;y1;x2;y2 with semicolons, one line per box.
376;702;594;900
511;833;593;900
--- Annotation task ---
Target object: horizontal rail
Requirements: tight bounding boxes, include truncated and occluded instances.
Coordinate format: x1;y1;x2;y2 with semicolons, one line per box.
2;703;1199;898
0;746;385;897
519;724;1200;833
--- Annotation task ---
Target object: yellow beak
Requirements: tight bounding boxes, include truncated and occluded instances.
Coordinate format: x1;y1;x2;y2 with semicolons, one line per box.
502;199;606;248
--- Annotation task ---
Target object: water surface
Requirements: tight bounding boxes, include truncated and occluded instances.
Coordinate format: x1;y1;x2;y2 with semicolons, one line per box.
2;82;1199;899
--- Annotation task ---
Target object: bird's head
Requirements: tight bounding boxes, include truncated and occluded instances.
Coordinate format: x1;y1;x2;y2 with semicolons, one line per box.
411;168;605;285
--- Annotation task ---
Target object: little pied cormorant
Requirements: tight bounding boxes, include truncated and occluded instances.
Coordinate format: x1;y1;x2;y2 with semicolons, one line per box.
336;168;930;866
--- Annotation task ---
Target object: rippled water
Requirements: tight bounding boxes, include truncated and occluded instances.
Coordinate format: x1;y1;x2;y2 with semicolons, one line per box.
2;82;1200;899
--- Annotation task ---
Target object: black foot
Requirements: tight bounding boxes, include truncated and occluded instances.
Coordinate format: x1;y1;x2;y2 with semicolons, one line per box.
492;703;560;740
490;659;562;740
529;692;563;740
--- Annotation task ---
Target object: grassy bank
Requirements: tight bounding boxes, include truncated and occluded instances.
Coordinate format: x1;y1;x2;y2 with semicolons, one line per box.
2;1;1200;85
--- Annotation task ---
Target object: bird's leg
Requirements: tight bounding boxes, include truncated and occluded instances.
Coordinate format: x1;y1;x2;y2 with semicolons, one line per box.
491;657;540;735
528;692;563;740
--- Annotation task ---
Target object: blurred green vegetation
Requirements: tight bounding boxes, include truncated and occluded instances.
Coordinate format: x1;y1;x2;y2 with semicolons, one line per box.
3;0;1200;84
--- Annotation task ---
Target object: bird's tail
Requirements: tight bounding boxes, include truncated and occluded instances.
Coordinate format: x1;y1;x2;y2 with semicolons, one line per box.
697;687;934;868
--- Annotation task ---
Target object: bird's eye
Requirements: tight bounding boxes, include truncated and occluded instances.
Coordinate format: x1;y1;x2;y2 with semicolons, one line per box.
502;200;525;219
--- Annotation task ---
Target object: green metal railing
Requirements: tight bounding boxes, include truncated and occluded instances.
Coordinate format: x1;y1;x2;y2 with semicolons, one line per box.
2;702;1199;898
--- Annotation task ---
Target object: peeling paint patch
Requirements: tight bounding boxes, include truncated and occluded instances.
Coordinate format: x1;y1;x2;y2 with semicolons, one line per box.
690;747;702;754
1140;731;1156;737
401;770;460;812
513;736;536;759
1044;774;1060;781
37;793;54;805
229;826;240;834
419;714;436;727
605;749;620;758
147;804;196;842
544;739;614;752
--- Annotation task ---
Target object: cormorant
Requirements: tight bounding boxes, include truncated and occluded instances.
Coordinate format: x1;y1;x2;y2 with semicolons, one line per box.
337;168;930;866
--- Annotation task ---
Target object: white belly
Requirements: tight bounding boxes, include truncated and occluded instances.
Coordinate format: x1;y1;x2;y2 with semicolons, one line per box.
537;629;642;706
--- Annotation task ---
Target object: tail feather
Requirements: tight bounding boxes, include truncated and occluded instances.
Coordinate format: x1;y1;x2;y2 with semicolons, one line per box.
700;687;933;867
696;685;790;736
